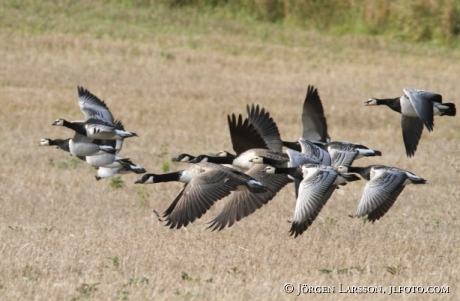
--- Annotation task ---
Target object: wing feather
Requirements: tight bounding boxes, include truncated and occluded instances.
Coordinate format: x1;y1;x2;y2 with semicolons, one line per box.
329;149;358;168
78;86;114;123
301;85;330;143
164;169;248;229
355;169;406;220
401;115;424;157
404;88;437;131
227;114;268;155
289;168;337;237
246;104;283;152
207;164;291;231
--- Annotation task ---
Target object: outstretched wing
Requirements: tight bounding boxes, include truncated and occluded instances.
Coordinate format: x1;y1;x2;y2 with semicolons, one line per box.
329;149;358;168
302;85;330;143
78;86;114;123
207;164;291;231
355;169;406;221
164;169;247;229
401;115;424;158
246;104;283;152
289;167;337;237
227;114;268;155
404;88;439;132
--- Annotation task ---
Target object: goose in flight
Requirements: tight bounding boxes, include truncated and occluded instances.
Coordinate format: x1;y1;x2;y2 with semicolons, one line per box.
338;165;427;222
365;88;456;157
264;164;360;237
171;103;284;164
52;87;137;145
134;162;267;229
327;141;381;168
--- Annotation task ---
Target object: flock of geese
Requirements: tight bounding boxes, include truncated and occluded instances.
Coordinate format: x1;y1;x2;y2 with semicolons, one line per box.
39;86;456;238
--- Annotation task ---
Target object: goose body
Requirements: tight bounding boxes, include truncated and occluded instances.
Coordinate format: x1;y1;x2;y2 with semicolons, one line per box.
67;133;116;157
135;162;267;229
365;88;456;157
327;141;381;168
38;138;86;161
338;165;427;222
95;159;146;180
53;118;137;141
191;148;288;170
38;136;144;178
298;138;331;165
263;164;360;184
85;154;122;168
265;164;359;237
83;118;137;140
53;87;137;144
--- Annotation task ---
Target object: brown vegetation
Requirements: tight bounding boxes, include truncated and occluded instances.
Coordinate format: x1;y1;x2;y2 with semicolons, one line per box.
0;9;459;300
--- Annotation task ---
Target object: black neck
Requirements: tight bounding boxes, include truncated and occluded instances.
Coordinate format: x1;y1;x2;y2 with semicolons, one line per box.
153;172;182;183
261;156;285;167
63;120;87;135
346;166;372;180
275;167;303;180
51;139;71;152
199;156;234;164
377;97;401;113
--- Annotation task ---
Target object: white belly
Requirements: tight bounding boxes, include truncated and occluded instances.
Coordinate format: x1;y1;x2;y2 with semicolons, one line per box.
400;96;418;117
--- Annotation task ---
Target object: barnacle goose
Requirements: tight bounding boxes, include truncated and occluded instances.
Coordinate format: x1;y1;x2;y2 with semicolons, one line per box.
365;88;456;157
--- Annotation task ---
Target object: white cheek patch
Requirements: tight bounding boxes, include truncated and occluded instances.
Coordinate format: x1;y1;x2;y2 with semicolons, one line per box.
264;167;275;174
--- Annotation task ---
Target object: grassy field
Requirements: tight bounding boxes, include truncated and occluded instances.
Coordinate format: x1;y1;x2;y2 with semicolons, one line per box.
1;1;460;300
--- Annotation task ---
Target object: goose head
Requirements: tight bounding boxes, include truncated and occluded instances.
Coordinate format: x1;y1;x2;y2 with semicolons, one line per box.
262;165;276;174
364;98;378;106
216;150;235;158
249;156;265;164
135;174;155;184
52;119;65;126
171;154;195;162
337;165;349;173
38;138;51;146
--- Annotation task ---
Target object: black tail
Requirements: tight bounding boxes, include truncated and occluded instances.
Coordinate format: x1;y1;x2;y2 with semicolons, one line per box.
439;103;456;116
412;178;428;185
372;150;382;156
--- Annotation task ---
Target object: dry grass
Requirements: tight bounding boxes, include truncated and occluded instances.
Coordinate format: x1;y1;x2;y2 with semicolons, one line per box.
1;14;460;301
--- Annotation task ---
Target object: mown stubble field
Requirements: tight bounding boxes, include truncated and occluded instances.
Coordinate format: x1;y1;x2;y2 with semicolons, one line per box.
0;19;459;300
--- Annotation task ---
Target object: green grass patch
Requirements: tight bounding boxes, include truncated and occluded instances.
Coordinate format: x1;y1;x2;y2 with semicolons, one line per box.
110;177;124;189
1;0;460;48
